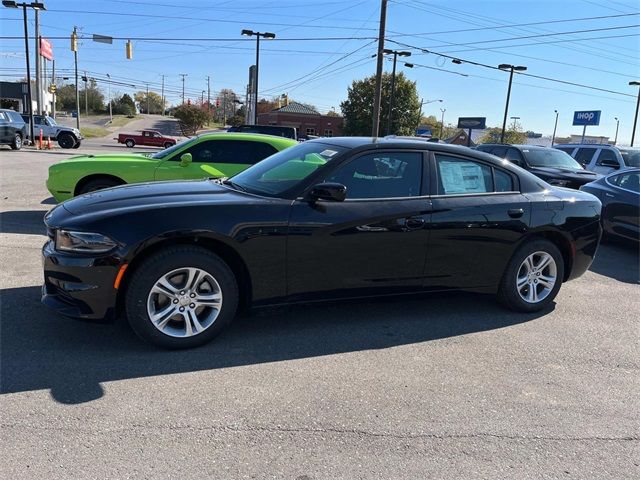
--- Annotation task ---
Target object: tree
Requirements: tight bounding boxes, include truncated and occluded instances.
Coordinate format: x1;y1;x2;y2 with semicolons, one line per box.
229;115;244;127
477;126;527;144
173;103;209;136
55;84;77;112
110;93;136;116
134;91;165;114
80;79;105;113
215;88;239;123
326;110;340;117
340;72;421;136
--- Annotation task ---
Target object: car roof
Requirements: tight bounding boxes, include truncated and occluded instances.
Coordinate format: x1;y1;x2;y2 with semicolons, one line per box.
306;136;481;152
474;144;551;151
195;131;297;143
554;143;616;148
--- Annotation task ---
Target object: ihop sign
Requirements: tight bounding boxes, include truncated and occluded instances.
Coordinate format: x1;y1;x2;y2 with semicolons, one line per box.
573;110;601;126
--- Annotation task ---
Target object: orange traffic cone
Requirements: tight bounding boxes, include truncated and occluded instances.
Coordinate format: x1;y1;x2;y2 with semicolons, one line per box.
47;136;52;149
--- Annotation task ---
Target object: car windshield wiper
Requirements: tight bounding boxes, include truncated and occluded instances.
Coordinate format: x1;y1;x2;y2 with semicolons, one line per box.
222;178;247;192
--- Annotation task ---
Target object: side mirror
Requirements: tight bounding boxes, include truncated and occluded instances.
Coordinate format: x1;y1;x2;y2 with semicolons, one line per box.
179;153;192;167
309;182;347;202
600;159;619;169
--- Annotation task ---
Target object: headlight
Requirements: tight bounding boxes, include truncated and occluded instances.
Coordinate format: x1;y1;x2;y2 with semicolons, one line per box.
55;229;117;253
548;179;569;187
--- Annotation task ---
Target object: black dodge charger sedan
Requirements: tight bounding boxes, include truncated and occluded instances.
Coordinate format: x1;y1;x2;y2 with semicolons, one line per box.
43;138;602;348
474;144;600;189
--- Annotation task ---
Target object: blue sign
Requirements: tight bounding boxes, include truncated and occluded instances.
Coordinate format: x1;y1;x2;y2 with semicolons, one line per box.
572;110;601;126
416;126;433;136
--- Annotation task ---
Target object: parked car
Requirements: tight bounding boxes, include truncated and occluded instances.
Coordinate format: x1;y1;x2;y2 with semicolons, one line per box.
42;138;602;348
554;143;640;174
20;114;83;149
46;132;297;202
580;168;639;242
474;144;599;189
0;108;27;150
116;130;177;149
227;124;297;140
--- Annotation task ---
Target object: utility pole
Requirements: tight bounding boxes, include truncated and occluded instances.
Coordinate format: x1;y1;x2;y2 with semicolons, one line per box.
22;3;35;143
160;75;165;115
439;108;446;138
223;91;227;125
106;73;112;122
511;116;520;131
630;81;640;147
34;7;41;115
614;117;619;145
73;26;80;129
371;0;388;138
51;59;55;119
206;75;210;115
83;70;88;116
179;73;187;103
551;110;559;146
145;83;149;114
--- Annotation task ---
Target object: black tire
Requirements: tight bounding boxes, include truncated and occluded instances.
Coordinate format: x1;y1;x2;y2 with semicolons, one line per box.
58;133;75;149
10;133;22;150
72;140;81;149
497;239;564;313
163;142;173;149
125;246;239;349
77;177;123;195
125;139;135;148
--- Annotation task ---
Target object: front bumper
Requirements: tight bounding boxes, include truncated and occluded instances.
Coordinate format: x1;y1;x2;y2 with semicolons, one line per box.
41;240;120;321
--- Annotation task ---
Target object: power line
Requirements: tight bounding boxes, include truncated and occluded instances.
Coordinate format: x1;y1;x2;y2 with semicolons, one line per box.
0;35;377;42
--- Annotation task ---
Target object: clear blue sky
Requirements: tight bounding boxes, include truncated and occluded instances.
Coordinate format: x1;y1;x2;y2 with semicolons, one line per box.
1;0;639;143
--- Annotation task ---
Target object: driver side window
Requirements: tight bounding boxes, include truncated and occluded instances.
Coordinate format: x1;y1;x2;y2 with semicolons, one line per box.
176;140;217;163
327;152;423;199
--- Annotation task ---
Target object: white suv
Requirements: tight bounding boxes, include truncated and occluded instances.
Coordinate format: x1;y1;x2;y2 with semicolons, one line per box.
554;144;640;175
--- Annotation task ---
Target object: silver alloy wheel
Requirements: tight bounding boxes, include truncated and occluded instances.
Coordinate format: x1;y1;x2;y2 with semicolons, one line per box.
516;251;557;304
15;134;22;149
146;267;223;338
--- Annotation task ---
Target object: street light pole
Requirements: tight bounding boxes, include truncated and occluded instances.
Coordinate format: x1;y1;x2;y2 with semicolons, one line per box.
440;108;446;138
382;49;411;135
498;63;527;143
179;73;187;104
107;73;112;122
34;6;40;115
241;29;276;125
510;116;520;131
614;117;619;145
551;110;559;146
630;81;640;147
72;26;79;129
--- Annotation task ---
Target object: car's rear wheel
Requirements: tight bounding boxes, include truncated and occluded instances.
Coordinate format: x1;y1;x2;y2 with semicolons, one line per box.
58;133;76;149
163;142;173;149
10;133;22;150
77;177;123;195
497;239;564;312
125;246;239;349
125;139;135;148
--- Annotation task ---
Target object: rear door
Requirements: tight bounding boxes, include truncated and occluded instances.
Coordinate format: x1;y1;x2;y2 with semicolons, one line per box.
574;147;598;171
286;149;431;298
603;172;640;240
425;152;529;290
593;149;622;175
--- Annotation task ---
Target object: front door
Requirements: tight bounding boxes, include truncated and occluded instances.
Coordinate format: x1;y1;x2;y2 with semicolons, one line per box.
425;152;530;290
286;150;431;299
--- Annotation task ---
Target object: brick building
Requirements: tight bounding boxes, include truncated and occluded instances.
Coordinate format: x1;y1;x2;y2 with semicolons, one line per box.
257;102;344;139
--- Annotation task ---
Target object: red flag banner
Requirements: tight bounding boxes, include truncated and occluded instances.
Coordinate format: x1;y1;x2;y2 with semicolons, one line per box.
40;38;53;61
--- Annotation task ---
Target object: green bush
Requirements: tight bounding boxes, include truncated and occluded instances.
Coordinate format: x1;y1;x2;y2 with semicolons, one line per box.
173;104;210;136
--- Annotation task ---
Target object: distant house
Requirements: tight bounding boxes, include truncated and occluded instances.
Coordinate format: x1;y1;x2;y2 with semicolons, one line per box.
445;129;478;146
257;102;344;139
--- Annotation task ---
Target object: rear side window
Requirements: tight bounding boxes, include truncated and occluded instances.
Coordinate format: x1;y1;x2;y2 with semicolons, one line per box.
556;147;574;155
490;146;508;158
609;172;640;193
596;149;618;166
435;155;514;195
475;145;494;153
575;148;596;166
211;140;279;164
505;148;524;164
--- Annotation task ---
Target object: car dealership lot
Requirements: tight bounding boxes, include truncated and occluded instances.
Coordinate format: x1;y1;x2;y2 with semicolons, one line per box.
1;147;638;479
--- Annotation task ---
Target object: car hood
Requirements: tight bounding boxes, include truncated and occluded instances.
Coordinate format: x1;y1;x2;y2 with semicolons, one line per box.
528;166;600;181
59;179;256;217
59;153;156;164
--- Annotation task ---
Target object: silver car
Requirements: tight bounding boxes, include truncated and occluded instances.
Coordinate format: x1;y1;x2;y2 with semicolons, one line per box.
554;144;640;175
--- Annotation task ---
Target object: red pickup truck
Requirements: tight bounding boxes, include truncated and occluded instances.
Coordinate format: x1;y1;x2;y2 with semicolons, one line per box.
116;130;177;148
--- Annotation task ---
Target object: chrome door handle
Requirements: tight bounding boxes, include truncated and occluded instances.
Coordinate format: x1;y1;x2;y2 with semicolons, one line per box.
605;193;614;198
508;208;524;218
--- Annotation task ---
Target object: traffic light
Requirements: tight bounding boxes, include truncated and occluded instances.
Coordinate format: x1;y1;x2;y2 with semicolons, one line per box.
187;99;191;105
70;31;77;52
48;84;57;94
126;40;133;59
215;98;220;108
81;76;88;82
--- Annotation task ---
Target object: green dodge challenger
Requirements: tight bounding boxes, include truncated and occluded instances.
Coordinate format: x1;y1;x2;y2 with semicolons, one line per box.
46;132;297;202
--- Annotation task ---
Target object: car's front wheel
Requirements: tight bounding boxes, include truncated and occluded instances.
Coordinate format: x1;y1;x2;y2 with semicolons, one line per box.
125;139;135;148
58;133;76;149
125;246;239;349
497;239;564;312
72;140;81;149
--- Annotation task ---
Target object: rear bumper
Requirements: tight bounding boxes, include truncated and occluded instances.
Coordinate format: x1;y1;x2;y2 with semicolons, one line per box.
566;220;602;281
41;240;120;321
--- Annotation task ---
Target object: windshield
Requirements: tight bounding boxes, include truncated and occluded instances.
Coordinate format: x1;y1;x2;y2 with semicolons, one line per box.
523;148;583;169
230;142;347;196
150;137;194;159
619;148;640;167
46;116;57;126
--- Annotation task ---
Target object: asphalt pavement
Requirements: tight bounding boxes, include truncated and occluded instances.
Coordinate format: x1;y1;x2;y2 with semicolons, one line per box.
0;145;638;479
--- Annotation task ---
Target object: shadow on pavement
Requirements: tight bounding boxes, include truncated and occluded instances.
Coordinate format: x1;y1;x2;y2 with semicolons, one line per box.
0;286;548;405
589;240;639;284
0;210;47;235
40;197;57;205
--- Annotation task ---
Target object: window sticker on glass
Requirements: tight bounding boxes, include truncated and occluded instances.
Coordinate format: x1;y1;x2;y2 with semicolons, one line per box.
439;160;486;194
320;149;338;157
